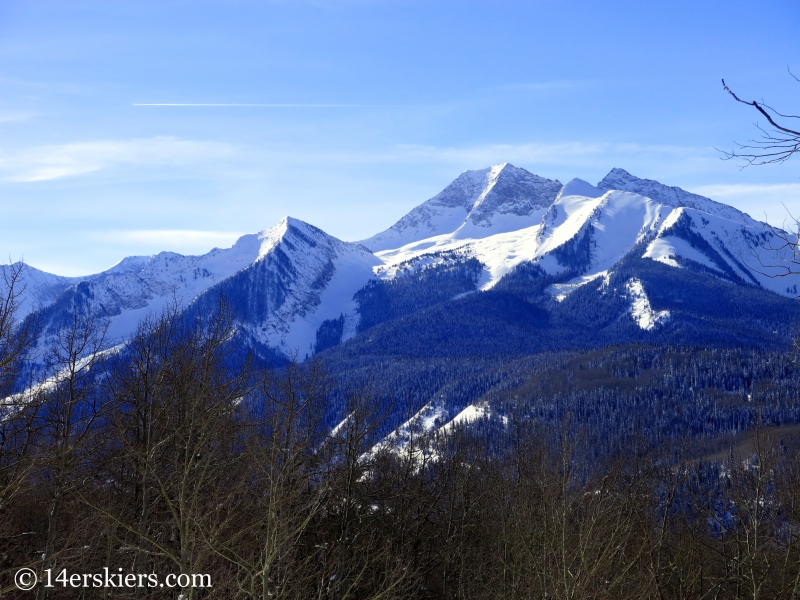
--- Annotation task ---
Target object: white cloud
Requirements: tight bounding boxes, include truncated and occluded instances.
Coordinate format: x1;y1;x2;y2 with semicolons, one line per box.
393;142;606;164
95;229;244;252
0;137;708;186
389;141;709;168
689;183;800;225
0;136;237;182
690;183;800;199
0;112;32;124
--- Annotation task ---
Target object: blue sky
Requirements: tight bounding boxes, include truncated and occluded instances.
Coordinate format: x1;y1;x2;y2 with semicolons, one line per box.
1;0;799;275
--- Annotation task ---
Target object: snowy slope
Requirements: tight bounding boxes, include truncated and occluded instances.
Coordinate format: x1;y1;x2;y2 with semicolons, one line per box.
597;168;754;225
14;163;800;368
373;172;800;302
626;278;670;330
32;231;267;343
198;217;381;356
535;179;672;276
534;178;800;299
27;218;380;360
373;224;544;291
0;263;77;320
641;206;800;295
0;254;184;323
360;163;561;252
374;178;669;293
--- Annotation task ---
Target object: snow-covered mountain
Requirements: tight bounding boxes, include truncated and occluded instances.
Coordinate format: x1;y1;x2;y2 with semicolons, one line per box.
360;163;562;252
597;168;752;225
9;163;800;369
538;176;799;299
371;171;800;302
0;263;77;318
184;217;380;357
26;218;379;358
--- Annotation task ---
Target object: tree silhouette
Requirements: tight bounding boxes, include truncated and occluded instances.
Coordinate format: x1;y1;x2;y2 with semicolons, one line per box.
722;70;800;167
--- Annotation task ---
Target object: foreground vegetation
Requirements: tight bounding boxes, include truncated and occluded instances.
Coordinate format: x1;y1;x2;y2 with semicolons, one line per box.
3;274;800;598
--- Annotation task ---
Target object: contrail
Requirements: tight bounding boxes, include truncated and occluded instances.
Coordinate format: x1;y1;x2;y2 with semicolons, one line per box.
133;103;385;107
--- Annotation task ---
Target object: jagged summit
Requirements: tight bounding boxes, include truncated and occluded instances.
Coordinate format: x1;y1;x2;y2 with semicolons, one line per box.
251;216;352;261
597;168;753;225
466;163;561;225
10;162;800;370
360;163;562;252
16;213;381;359
189;215;379;356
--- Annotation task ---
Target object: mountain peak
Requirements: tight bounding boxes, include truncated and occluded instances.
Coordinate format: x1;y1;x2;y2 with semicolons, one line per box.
467;163;561;223
252;216;355;262
103;255;151;275
597;168;658;193
602;167;634;180
558;178;604;200
360;163;562;251
597;168;754;225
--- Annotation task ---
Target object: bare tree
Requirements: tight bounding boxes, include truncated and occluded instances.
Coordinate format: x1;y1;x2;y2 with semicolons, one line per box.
319;390;400;600
722;70;800;167
0;262;42;596
79;299;254;599
100;302;185;594
719;73;800;284
0;262;38;392
34;309;109;600
198;358;330;600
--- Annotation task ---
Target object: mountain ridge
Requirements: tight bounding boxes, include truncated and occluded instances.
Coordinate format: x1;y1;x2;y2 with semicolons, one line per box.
359;163;563;252
7;164;800;370
597;168;754;225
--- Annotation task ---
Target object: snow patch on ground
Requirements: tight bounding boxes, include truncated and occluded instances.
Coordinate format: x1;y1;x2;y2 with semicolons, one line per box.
271;242;381;356
626;278;670;330
374;223;544;291
547;271;609;302
437;404;504;434
363;401;447;465
644;236;718;270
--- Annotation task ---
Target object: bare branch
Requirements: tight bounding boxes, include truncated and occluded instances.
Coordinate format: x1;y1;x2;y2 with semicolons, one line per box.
721;75;800;168
723;79;800;137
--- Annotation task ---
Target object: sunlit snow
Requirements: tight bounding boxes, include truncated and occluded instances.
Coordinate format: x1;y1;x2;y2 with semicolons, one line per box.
9;163;800;362
626;278;670;330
